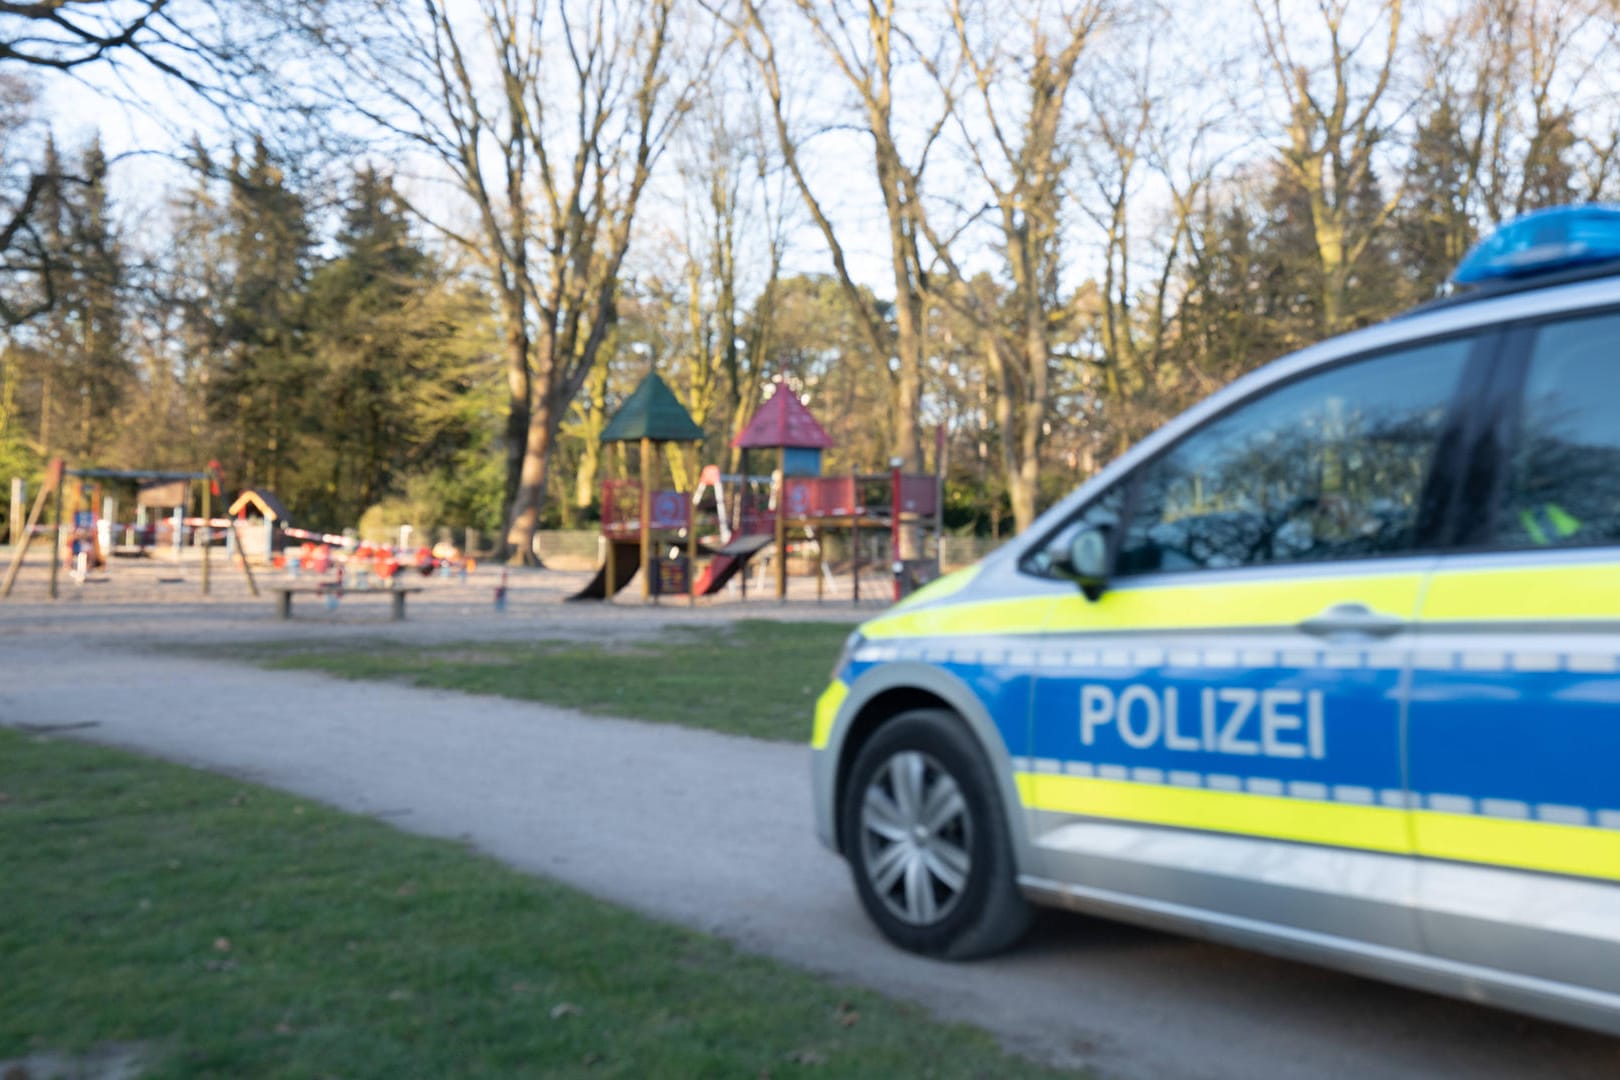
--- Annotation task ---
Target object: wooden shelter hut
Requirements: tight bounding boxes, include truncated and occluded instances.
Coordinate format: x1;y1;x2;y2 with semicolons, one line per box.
227;488;292;562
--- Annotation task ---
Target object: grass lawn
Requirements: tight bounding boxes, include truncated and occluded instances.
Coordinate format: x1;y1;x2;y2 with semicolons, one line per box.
0;728;1065;1078
231;619;858;742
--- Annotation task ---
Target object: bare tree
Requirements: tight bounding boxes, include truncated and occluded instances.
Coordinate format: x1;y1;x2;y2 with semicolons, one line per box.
311;0;705;562
0;71;55;327
729;0;962;482
931;0;1105;532
675;103;747;468
668;75;794;479
1073;10;1234;452
2;1;212;78
1251;0;1406;334
1419;0;1619;229
2;1;313;330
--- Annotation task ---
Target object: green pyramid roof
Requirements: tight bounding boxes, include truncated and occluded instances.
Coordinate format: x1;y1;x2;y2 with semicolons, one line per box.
600;373;705;443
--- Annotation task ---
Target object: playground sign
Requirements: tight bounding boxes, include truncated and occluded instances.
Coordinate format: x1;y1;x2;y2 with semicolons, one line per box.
653;555;690;597
137;479;188;507
649;490;689;531
787;482;811;517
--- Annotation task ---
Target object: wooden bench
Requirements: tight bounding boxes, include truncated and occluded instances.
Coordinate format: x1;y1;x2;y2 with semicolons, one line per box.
271;583;426;621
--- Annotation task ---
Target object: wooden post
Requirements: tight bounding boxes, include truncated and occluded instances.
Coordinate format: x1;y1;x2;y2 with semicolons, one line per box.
48;474;65;599
687;448;698;607
890;460;903;603
604;443;617;599
227;516;260;596
935;425;946;576
8;477;22;546
201;478;211;596
640;436;653;602
814;527;824;603
775;446;787;601
739;449;749;602
850;469;860;607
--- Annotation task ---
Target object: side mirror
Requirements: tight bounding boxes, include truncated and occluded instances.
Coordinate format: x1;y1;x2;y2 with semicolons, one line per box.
1057;525;1111;601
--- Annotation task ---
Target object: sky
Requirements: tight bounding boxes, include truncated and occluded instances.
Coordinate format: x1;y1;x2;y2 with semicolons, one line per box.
19;0;1596;316
16;0;1201;308
19;5;905;302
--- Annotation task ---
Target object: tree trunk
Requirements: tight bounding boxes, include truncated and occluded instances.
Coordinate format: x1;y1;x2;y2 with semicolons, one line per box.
878;163;924;557
504;389;558;566
893;292;924;559
501;315;532;555
1013;319;1048;535
1311;205;1347;334
572;440;599;525
571;353;611;529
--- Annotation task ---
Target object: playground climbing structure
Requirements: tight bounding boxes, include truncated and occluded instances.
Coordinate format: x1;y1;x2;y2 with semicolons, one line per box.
574;374;944;605
570;373;706;603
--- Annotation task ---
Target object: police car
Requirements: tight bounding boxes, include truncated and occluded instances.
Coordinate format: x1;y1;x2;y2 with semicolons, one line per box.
811;205;1620;1036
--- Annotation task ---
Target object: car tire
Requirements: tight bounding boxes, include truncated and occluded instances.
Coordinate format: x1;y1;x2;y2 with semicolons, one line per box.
840;708;1032;959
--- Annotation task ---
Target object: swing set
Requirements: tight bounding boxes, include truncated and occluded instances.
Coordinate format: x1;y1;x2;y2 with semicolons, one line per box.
1;459;259;600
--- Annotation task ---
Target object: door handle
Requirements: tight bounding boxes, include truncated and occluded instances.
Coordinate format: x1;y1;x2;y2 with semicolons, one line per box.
1298;602;1406;640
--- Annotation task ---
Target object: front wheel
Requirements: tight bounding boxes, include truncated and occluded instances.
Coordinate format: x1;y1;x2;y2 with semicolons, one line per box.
840;709;1032;958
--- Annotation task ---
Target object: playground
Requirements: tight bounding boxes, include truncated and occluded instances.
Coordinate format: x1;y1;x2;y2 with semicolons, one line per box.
1;376;955;623
568;372;947;606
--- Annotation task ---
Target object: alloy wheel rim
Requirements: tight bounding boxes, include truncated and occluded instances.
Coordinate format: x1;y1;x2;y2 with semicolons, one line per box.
859;750;973;926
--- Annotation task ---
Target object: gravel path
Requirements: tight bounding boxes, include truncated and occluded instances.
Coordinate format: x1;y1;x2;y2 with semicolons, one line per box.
4;637;1618;1080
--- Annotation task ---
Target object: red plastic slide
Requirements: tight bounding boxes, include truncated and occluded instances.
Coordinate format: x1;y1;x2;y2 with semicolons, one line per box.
691;533;774;596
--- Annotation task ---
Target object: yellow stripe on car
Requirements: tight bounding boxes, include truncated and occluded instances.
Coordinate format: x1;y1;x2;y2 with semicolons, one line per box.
811;679;848;750
862;596;1054;641
890;564;981;612
1019;772;1620;883
1413;811;1620;882
865;562;1620;639
1421;561;1620;622
1019;772;1410;855
1047;573;1428;634
862;570;1429;641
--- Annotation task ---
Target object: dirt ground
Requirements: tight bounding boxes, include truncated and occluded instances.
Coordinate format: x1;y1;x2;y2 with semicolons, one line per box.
0;547;880;649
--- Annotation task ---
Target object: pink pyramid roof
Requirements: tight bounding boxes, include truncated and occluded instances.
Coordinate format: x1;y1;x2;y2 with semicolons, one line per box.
731;388;835;449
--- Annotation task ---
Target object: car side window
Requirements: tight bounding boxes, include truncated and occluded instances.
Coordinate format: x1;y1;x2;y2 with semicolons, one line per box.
1494;310;1620;550
1115;339;1472;576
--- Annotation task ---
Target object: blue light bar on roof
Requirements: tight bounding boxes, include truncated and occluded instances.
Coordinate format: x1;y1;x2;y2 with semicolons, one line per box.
1451;204;1620;287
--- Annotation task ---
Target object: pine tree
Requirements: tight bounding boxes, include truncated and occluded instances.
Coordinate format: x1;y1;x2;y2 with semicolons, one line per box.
210;136;313;494
1394;102;1476;302
24;133;128;461
65;136;126;459
299;165;498;530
